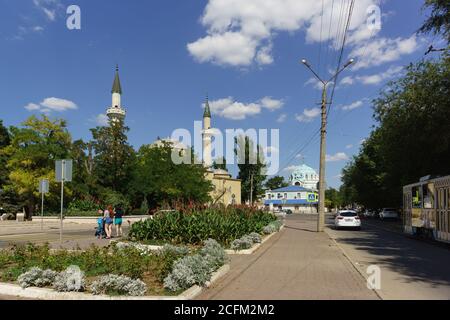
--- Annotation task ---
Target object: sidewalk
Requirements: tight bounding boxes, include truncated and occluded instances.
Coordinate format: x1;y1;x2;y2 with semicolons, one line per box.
197;215;379;300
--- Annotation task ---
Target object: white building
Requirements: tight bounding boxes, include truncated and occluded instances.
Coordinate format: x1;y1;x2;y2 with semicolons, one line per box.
289;164;319;191
264;185;318;214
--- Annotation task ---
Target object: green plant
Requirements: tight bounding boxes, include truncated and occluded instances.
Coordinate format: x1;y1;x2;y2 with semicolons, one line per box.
90;274;147;296
128;207;277;246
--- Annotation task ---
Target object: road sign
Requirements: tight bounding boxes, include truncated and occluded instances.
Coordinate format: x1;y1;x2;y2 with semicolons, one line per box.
55;159;72;243
39;179;49;194
55;160;73;182
307;193;318;203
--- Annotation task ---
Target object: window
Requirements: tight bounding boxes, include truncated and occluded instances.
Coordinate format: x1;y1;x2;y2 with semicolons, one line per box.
423;183;434;209
412;186;422;208
284;193;287;199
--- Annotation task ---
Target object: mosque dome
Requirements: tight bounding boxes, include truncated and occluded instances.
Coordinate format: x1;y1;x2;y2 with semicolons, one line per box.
289;164;319;190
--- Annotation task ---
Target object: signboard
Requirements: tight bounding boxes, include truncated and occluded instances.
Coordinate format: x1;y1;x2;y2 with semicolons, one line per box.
38;179;49;194
307;193;318;203
55;160;73;182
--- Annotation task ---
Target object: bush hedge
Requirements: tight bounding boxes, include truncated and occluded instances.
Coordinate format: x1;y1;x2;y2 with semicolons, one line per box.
128;207;277;246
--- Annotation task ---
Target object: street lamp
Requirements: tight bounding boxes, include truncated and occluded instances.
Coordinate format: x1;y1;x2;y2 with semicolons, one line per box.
300;58;354;232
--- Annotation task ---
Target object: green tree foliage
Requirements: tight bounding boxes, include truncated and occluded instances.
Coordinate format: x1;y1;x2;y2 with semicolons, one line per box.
341;56;450;208
235;136;267;204
325;188;342;209
90;119;135;196
419;0;450;42
212;157;227;170
264;176;288;191
0;120;10;189
1;115;72;218
132;142;212;209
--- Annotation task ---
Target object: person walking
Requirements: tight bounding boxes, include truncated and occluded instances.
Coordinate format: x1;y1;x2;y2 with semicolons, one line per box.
104;205;114;239
114;205;124;237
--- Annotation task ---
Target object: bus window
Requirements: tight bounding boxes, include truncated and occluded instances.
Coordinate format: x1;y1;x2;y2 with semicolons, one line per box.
412;186;422;208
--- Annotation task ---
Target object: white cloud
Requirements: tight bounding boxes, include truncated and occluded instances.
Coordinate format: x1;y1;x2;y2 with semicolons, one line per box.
277;113;287;123
24;103;41;111
350;35;420;70
207;97;260;120
340;66;404;86
188;0;380;67
33;0;62;21
296;108;321;123
340;76;354;86
326;152;349;162
206;96;283;120
283;165;298;172
345;144;353;149
94;114;109;126
256;45;274;65
342;100;364;111
24;97;78;113
260;97;284;111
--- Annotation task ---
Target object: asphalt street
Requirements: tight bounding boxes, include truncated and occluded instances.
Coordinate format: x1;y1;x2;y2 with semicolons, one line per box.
325;214;450;299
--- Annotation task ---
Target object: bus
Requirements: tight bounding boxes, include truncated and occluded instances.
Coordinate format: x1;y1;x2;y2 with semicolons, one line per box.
403;175;450;243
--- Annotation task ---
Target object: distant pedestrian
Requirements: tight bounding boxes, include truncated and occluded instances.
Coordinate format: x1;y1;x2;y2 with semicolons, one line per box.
95;209;106;239
114;205;124;237
104;206;114;239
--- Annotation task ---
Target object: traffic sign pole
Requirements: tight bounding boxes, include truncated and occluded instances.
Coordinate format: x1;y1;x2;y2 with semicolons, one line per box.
60;160;65;243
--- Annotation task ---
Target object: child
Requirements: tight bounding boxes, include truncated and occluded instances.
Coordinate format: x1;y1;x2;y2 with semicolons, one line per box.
95;209;106;239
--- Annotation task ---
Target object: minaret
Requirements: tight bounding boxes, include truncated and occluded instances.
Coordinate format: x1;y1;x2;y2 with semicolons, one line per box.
106;65;126;124
202;95;213;168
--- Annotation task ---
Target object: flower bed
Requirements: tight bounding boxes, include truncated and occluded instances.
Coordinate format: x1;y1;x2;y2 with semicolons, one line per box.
0;239;228;297
128;207;277;247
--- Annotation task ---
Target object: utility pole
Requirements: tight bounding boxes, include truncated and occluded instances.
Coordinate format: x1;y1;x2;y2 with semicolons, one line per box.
301;58;354;232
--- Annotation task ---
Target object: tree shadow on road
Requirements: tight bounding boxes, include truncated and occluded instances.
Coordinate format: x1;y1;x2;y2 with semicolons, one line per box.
329;224;450;287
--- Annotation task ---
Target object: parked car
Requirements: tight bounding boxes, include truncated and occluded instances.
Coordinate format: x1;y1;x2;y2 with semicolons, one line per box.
335;210;361;230
282;209;293;215
379;208;399;220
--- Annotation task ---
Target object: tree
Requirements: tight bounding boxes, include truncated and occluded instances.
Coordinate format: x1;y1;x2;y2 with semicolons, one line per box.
341;56;450;208
325;188;342;209
132;142;212;209
0;120;10;189
90;118;135;196
2;115;72;219
212;157;227;170
265;176;288;190
419;0;450;42
70;139;97;199
235;135;267;204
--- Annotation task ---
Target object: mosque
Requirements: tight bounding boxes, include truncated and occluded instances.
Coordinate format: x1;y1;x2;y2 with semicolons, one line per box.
264;163;319;214
105;66;241;206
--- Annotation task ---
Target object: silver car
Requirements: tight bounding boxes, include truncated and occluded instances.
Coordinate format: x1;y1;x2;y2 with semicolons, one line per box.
379;208;399;220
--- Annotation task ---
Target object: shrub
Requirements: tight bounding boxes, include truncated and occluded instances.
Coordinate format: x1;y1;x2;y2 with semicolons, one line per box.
160;244;189;256
90;274;147;296
200;239;229;272
248;232;262;243
68;197;100;213
17;267;57;289
53;265;85;292
129;207;277;246
231;236;253;251
263;220;283;234
163;239;228;292
163;255;210;292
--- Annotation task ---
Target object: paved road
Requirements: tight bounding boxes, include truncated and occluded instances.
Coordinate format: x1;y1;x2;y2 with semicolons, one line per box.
325;215;450;300
197;214;379;300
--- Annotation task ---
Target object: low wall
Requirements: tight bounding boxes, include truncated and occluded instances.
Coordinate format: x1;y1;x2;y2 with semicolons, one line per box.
35;215;152;225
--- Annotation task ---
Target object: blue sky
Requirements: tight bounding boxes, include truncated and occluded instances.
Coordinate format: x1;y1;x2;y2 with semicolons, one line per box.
0;0;441;188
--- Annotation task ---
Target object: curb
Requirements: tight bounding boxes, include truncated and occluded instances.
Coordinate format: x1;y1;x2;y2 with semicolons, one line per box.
0;264;230;300
324;228;386;300
225;226;284;255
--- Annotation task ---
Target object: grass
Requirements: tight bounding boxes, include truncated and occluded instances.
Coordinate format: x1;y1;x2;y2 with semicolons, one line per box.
0;242;186;296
